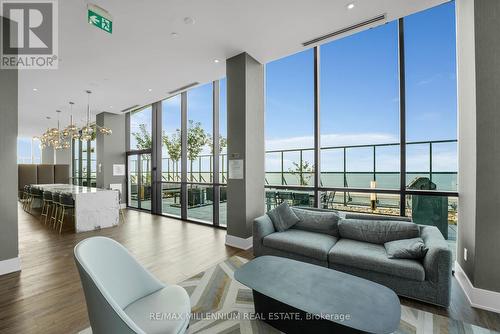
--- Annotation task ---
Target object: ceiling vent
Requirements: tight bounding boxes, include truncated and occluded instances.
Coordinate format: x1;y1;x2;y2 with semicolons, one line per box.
302;14;387;47
120;104;140;113
168;82;199;95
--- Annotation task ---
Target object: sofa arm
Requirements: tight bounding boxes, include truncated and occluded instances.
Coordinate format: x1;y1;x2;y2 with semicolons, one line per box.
253;214;275;257
421;226;452;284
343;212;412;222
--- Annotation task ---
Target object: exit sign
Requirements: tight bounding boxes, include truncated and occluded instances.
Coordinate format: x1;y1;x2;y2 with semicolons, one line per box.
88;5;113;34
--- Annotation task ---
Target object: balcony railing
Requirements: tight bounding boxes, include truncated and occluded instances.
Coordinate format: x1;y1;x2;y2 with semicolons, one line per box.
159;139;458;190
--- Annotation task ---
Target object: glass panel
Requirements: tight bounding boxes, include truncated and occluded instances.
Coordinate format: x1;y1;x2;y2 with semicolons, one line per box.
219;185;227;227
220;78;228;185
73;140;80;185
320;191;400;216
90;139;96;187
404;2;457;192
128;155;139;208
186;184;213;223
162;95;182;183
140;154;152;210
265;188;314;212
81;140;89;186
266;49;315;186
320;21;400;190
17;137;32;163
161;183;181;217
187;83;213;184
130;106;153;150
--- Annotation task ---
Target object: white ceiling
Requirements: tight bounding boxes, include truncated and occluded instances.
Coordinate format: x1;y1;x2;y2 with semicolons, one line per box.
18;0;448;136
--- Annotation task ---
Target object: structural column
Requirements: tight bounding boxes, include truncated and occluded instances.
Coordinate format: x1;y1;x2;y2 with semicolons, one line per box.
0;28;20;275
96;112;127;204
456;0;500;310
226;52;265;249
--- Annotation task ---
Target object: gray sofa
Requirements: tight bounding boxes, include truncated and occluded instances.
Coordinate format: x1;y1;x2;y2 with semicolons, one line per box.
253;207;452;307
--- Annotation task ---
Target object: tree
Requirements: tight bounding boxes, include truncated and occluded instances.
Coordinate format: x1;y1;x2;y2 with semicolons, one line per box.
288;160;314;186
132;124;152;150
187;120;209;161
162;130;182;181
208;134;227;154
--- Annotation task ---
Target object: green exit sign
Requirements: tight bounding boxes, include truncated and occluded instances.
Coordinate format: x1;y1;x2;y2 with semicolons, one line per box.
88;5;113;34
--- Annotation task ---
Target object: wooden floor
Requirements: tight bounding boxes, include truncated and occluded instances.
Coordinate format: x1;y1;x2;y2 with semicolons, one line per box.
0;205;499;334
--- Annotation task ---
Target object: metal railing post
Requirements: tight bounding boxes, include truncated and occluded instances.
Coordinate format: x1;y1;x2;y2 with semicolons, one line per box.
299;149;303;186
429;142;433;184
343;147;347;207
281;151;285;185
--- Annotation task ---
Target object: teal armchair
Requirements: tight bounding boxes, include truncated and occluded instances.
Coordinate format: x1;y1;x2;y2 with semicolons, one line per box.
74;237;190;334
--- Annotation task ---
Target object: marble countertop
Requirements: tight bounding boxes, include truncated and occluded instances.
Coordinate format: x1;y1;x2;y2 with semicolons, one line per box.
32;184;115;195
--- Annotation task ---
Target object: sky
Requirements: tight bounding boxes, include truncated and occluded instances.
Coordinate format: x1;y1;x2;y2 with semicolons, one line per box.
265;1;457;176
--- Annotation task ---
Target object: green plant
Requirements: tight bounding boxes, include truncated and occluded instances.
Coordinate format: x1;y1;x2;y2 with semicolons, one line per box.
208;134;227;154
187;120;209;161
288;160;314;186
132;124;152;150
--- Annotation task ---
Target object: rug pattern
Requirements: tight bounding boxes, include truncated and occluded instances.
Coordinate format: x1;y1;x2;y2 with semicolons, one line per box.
180;256;499;334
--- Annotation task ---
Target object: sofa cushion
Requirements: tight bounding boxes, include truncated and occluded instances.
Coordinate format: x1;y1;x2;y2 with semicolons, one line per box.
263;230;337;261
338;218;419;244
329;239;425;281
291;207;340;237
385;237;428;259
267;202;300;232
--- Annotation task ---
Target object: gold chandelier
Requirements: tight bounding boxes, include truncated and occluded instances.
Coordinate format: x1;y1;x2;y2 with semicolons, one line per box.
39;111;71;150
37;90;112;149
80;90;113;141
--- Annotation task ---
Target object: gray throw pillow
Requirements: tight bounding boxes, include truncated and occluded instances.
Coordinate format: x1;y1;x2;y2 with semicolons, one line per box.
291;208;340;236
338;218;420;244
384;237;428;259
267;202;300;232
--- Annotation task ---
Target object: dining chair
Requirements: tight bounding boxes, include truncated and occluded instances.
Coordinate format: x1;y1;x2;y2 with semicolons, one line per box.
74;237;191;334
57;193;74;234
40;191;53;225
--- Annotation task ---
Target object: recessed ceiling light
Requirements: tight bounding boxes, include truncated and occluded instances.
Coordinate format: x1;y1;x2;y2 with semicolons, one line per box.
109;106;113;109
214;59;220;63
184;17;195;25
171;32;179;38
148;88;152;92
347;3;355;10
33;88;38;91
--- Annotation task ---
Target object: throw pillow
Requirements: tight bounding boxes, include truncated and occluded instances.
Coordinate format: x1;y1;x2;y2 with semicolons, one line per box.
267;202;300;232
291;207;340;237
384;237;428;259
338;218;420;244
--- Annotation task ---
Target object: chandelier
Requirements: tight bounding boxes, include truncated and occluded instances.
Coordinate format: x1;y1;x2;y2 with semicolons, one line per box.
37;90;112;150
39;111;71;150
80;90;112;141
62;101;81;140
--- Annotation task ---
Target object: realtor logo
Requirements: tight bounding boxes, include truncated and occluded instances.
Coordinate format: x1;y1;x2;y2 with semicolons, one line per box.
1;0;58;69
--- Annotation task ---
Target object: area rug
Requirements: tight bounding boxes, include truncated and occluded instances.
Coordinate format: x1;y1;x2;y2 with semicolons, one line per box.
80;256;499;334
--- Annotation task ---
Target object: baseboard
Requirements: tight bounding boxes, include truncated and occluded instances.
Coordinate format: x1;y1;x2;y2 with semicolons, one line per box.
225;234;253;250
0;257;21;276
120;203;126;209
455;261;500;313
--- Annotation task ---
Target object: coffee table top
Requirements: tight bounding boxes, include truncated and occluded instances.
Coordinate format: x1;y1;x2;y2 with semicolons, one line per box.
235;256;401;334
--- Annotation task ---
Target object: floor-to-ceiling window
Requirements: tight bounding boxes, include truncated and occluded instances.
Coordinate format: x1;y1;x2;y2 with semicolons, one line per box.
127;106;152;210
161;95;182;217
219;79;228;226
127;81;225;226
186;83;214;223
320;20;400;215
404;2;457;246
265;49;315;210
263;2;457;244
